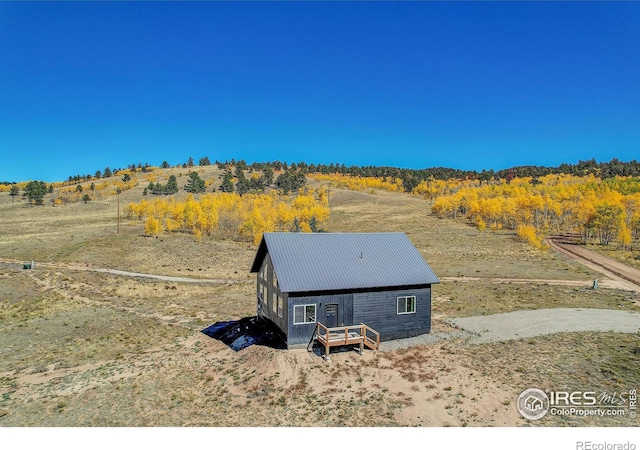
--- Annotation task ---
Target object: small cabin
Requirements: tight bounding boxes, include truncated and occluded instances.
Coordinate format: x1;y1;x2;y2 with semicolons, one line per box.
249;232;440;349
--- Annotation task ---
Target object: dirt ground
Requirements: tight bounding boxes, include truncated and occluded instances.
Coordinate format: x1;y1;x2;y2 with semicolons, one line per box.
451;308;640;344
1;174;639;427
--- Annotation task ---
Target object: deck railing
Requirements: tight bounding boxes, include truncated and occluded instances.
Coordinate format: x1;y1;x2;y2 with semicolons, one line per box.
315;322;380;358
362;324;381;351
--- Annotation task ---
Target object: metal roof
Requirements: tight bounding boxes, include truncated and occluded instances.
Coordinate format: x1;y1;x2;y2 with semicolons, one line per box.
250;232;440;293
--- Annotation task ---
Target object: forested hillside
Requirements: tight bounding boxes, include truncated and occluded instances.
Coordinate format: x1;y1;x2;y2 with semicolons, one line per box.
4;157;639;250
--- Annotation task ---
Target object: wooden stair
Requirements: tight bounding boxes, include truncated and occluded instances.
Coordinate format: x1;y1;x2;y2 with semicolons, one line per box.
315;322;380;359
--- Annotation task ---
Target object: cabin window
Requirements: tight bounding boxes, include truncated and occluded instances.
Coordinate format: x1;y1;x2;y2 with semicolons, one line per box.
274;282;281;316
277;287;283;318
272;274;278;314
293;304;316;325
261;262;267;301
397;296;416;315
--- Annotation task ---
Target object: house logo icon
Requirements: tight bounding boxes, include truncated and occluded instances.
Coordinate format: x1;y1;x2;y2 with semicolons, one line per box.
517;388;550;420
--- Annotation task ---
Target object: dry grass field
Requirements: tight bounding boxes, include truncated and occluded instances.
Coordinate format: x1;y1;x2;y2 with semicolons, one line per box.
1;171;639;427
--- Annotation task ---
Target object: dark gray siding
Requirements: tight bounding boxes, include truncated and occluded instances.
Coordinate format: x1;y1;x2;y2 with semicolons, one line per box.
255;245;434;347
353;287;431;341
256;253;288;335
286;293;354;348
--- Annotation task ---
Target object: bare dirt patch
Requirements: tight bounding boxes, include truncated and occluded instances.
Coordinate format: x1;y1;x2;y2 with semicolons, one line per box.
451;308;640;344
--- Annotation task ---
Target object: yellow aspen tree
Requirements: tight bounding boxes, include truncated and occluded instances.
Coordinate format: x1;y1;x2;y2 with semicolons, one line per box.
618;222;632;249
144;217;161;236
516;224;544;249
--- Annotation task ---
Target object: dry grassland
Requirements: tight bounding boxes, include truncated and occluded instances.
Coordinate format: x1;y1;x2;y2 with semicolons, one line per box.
0;173;638;427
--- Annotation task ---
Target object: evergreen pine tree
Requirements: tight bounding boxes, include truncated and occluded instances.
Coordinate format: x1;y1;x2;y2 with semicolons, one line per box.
184;172;206;193
236;177;250;196
165;175;178;194
23;181;47;205
275;169;306;194
9;184;20;202
263;167;274;186
220;171;234;193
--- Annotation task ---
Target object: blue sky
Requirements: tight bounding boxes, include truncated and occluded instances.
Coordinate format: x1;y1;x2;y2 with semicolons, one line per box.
0;2;638;182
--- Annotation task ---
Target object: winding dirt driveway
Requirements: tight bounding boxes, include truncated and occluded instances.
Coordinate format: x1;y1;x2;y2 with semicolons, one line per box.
547;235;640;293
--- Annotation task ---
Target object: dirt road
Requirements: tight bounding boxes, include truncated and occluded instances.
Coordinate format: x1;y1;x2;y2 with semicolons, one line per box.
439;276;630;291
547;236;640;293
0;257;234;284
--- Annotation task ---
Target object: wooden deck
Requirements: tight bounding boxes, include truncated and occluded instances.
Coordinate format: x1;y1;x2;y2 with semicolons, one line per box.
315;323;380;358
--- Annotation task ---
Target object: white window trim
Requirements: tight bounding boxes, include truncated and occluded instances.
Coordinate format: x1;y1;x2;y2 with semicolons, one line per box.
397;296;416;315
293;304;317;325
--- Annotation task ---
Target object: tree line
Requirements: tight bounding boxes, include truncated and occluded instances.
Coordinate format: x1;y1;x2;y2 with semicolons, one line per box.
429;174;640;249
56;156;637;191
309;171;640;249
212;157;640;187
4;156;638;190
126;188;329;244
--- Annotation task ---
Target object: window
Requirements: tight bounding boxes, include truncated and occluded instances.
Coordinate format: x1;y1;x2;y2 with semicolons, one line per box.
274;282;282;317
272;272;278;312
397;296;416;315
294;304;316;324
277;286;283;318
259;261;267;304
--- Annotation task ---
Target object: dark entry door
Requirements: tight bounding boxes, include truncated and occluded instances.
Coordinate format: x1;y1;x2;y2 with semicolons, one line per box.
325;304;338;328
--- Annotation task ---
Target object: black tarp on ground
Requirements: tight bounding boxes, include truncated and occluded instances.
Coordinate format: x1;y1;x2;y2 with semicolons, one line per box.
201;316;286;351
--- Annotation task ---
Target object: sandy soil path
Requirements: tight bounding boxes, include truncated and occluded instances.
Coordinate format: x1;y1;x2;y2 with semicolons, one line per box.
440;276;628;290
451;308;640;344
0;257;234;284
